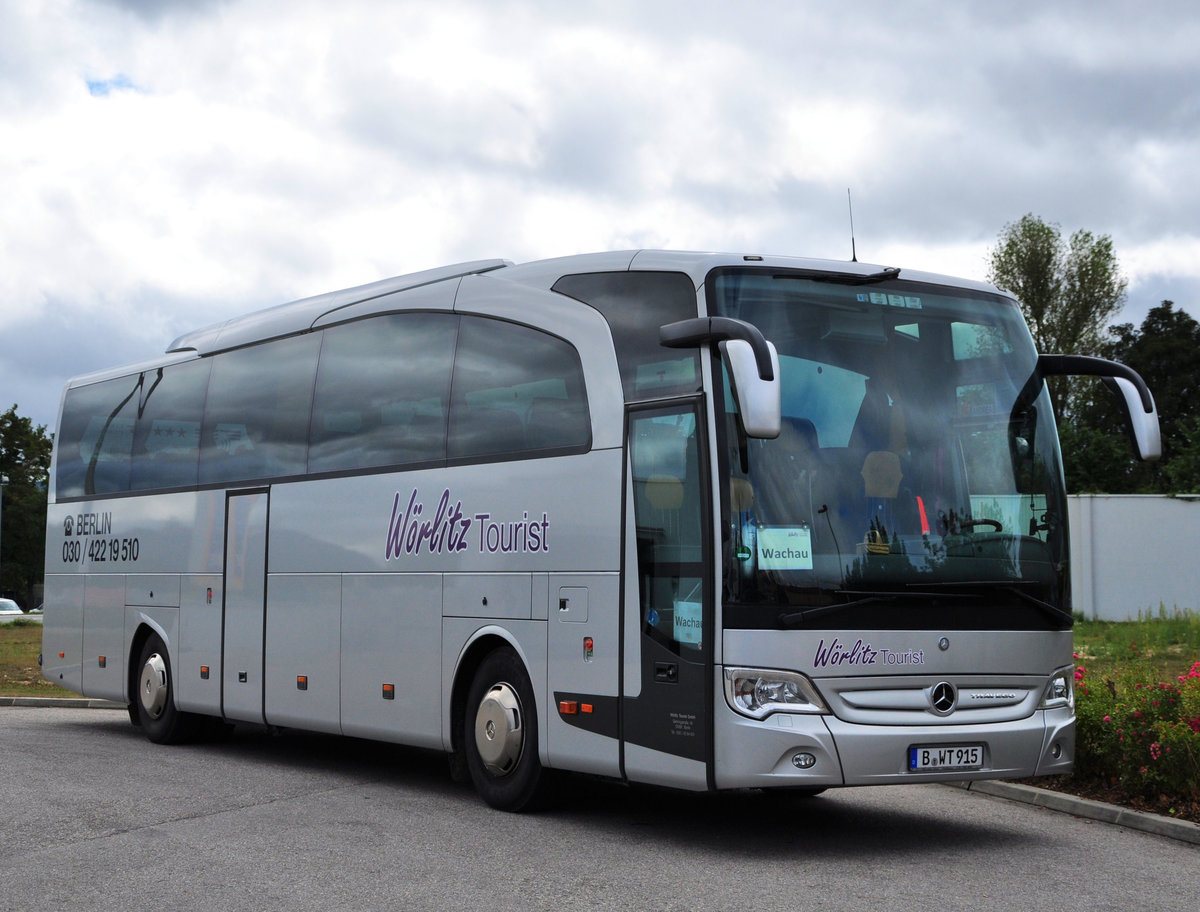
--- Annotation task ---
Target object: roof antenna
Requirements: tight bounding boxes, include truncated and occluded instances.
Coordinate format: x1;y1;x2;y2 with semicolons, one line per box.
847;188;858;262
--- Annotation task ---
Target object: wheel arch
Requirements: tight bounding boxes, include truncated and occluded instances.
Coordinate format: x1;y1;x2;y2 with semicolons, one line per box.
126;619;172;709
448;628;534;763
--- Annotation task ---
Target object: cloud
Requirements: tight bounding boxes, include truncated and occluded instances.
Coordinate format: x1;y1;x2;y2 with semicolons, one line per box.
2;0;1199;431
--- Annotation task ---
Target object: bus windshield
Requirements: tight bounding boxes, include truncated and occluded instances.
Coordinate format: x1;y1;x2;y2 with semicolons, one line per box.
713;268;1070;632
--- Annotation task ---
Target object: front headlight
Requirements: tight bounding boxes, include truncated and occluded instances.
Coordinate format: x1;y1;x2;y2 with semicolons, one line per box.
724;667;829;719
1040;665;1075;711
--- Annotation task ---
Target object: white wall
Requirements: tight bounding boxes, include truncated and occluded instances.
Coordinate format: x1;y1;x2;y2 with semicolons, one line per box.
1068;494;1200;621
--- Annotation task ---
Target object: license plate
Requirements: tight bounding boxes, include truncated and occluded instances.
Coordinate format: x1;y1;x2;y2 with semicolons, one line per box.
908;744;983;771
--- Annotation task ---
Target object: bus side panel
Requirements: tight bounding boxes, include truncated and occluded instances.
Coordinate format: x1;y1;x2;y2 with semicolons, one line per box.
176;574;223;715
341;572;443;748
546;571;620;776
82;574;127;702
264;573;342;733
41;574;84;694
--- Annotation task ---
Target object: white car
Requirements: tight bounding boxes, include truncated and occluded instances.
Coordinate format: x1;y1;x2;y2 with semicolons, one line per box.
0;598;23;614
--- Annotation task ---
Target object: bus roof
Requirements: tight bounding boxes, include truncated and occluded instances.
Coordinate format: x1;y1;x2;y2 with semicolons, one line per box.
145;249;1003;361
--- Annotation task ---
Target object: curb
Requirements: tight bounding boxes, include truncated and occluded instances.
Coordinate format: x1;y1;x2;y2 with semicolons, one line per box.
955;779;1200;846
0;696;125;709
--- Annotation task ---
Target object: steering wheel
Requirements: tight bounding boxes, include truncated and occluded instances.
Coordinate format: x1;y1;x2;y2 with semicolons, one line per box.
959;517;1003;533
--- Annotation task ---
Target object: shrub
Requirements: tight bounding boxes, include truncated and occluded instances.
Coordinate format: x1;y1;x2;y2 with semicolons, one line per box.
1073;660;1200;799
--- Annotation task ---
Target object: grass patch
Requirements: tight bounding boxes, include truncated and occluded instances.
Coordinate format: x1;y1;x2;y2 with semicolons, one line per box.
1073;605;1200;682
0;620;82;698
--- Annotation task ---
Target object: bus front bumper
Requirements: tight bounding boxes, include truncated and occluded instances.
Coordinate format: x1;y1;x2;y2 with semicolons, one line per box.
713;704;1074;790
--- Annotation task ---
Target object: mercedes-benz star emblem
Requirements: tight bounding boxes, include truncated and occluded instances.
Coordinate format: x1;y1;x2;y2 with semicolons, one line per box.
931;681;956;715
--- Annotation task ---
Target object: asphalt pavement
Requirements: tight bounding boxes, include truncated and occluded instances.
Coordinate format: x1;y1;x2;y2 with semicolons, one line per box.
3;702;1197;912
3;696;1196;846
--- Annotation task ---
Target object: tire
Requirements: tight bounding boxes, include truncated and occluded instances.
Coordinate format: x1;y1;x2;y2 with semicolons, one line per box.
134;633;199;744
463;647;545;811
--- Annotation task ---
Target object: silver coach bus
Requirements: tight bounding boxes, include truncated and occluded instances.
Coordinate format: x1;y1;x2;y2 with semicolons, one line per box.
42;251;1160;810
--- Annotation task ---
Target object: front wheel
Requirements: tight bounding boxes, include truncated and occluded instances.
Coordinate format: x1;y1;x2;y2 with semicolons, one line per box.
463;647;545;811
134;633;199;744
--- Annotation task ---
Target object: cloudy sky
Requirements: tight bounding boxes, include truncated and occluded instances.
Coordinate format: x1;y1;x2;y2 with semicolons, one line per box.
3;0;1199;431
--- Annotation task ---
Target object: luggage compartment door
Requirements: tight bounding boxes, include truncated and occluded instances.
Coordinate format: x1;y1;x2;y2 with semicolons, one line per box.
222;489;269;723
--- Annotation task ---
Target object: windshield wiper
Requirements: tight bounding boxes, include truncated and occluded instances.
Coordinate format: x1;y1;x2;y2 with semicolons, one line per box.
997;585;1073;625
774;266;901;286
904;580;1073;625
778;589;959;627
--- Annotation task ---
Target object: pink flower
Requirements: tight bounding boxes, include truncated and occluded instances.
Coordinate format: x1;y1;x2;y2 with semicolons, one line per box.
1102;715;1111;723
1150;743;1161;761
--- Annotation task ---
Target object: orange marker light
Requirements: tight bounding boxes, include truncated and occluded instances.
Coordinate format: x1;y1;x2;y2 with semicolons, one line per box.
581;703;594;714
559;700;578;715
297;675;308;691
382;683;396;700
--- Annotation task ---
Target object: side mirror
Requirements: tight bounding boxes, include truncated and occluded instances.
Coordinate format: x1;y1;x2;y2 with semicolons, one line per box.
660;316;782;439
1036;354;1162;462
1102;376;1162;462
722;339;781;439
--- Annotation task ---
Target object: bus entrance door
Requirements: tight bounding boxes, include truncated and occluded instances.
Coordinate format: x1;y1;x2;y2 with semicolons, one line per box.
221;489;269;724
622;403;713;789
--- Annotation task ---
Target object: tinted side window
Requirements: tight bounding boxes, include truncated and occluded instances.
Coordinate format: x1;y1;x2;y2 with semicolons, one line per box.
56;374;140;498
129;360;212;491
309;313;457;474
199;334;321;485
448;316;589;461
551;272;700;402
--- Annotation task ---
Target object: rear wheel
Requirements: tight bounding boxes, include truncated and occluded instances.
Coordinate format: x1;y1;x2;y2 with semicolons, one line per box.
463;647;545;811
134;633;199;744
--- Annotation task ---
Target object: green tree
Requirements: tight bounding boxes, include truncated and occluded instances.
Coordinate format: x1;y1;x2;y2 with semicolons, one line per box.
987;214;1128;418
0;405;52;607
988;213;1128;356
1066;301;1200;493
1166;415;1200;493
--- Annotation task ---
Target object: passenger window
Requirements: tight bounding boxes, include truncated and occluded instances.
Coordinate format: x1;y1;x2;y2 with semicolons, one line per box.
199;334;320;484
129;360;211;491
56;374;140;498
308;313;457;474
448;316;589;461
551;271;701;402
629;408;705;652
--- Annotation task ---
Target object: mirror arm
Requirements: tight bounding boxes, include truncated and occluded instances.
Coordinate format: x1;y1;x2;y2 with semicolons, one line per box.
1037;354;1154;412
660;317;775;381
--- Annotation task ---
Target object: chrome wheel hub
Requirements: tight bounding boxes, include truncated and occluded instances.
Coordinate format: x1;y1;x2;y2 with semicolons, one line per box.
139;652;169;720
474;682;523;777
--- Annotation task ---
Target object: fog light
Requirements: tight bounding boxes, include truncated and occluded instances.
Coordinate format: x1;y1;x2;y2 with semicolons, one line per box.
791;752;816;769
1050;741;1062;759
